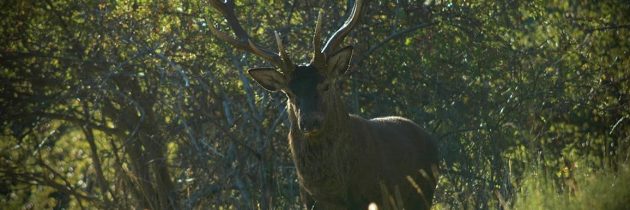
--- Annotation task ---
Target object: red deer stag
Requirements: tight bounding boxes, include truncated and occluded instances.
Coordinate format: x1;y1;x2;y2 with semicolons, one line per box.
209;0;439;209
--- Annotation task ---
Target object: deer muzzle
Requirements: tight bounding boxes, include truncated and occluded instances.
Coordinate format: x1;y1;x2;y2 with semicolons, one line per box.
299;114;324;136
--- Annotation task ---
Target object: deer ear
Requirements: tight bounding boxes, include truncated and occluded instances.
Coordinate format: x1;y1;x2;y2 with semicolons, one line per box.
248;67;287;91
326;46;353;76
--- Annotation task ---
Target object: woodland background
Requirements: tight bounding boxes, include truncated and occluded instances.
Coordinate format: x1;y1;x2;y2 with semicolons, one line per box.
1;0;629;209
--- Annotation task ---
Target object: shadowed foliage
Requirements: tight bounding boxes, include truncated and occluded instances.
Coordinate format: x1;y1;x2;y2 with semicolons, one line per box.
1;0;628;209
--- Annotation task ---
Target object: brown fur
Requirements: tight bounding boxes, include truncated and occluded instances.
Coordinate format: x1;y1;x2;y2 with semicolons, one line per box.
289;110;439;209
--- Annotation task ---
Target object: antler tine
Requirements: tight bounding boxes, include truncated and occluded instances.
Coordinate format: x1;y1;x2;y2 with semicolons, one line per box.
311;9;326;68
275;31;294;74
208;0;283;66
321;0;365;55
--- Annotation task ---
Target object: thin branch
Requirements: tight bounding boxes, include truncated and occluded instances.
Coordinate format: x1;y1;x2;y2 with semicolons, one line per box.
584;24;630;33
36;112;124;136
355;21;437;67
81;101;115;205
0;169;96;202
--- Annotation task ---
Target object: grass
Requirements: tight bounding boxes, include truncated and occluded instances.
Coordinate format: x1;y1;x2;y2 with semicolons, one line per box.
512;165;630;210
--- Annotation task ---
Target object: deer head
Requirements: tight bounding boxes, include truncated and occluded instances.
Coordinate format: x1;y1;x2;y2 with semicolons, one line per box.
209;0;364;136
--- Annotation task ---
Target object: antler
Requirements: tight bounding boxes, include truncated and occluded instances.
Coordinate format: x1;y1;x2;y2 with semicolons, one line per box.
320;0;365;55
208;0;293;72
312;10;326;69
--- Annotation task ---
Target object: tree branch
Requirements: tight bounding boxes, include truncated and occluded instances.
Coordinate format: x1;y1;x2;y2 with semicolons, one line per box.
355;21;437;67
36;112;124;137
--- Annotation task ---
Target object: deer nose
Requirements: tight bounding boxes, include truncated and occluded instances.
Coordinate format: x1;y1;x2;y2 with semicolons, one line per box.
300;118;322;134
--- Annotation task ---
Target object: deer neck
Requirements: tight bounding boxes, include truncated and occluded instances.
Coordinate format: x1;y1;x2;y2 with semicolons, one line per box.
287;95;354;197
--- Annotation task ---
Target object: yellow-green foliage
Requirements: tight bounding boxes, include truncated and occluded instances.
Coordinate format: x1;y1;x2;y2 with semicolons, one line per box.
514;166;630;210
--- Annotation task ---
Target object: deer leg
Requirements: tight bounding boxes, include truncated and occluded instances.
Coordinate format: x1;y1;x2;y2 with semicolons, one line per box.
310;201;347;210
300;188;347;210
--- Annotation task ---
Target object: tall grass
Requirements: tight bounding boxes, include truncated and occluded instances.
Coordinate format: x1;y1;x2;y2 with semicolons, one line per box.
512;165;630;210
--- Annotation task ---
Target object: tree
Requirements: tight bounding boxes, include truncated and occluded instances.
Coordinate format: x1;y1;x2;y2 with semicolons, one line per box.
1;0;628;209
